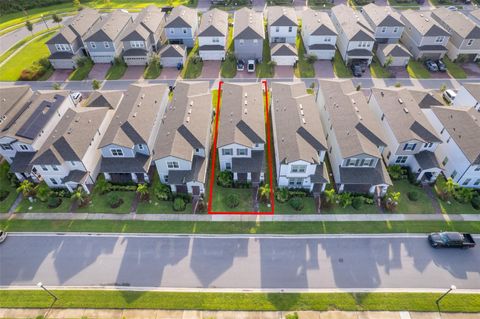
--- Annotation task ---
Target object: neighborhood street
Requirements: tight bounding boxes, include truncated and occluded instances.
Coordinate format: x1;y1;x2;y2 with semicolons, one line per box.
1;234;479;290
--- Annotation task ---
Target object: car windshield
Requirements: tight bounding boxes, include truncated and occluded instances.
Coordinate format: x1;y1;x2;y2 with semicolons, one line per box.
439;233;450;243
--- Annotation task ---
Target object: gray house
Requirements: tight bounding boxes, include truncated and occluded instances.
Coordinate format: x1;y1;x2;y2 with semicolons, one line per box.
301;9;337;60
431;8;480;62
267;6;297;44
46;9;101;69
165;5;198;48
233;8;265;62
84;9;133;63
400;10;450;60
376;43;411;66
198;8;229;61
159;44;186;67
361;3;404;44
98;83;169;184
121;5;166;65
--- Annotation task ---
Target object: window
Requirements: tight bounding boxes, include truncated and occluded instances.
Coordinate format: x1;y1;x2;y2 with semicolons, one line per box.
225;162;231;170
288;26;293;32
403;143;416;151
393;27;399;33
467;39;474;46
52;165;59;171
346;158;357;167
253;39;258;44
50;178;58;185
361;158;373;167
474;179;480;186
381;114;385;121
442;157;449;166
451;170;457;179
423;142;433;148
463;178;471;186
167;161;179;169
475;166;480;172
395;156;408;164
276;26;280;32
169;29;174;34
90;42;96;48
237;148;247;156
239;39;244;44
182;28;187;34
387;152;391;160
41;165;48;171
164;175;169;183
381;27;387;33
130;41;145;48
435;36;444;43
195;148;200;152
138;144;144;150
55;44;69;51
70;161;76;166
212;37;219;43
0;144;13;150
288;178;303;186
325;37;331;42
222;148;233;156
111;149;124;156
440;128;445;134
291;165;307;173
19;144;28;150
104;42;110;48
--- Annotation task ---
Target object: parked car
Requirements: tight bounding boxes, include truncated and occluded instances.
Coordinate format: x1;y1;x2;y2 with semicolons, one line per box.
424;59;439;72
0;231;6;244
428;232;476;248
247;60;255;73
443;89;457;103
351;63;362;77
447;6;458;11
237;60;245;71
70;92;83;105
436;59;447;72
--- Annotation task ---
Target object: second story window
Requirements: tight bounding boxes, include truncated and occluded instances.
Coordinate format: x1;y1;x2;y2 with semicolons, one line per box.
381;27;387;33
0;144;13;150
104;41;110;48
403;143;416;151
474;166;480;172
325;37;331;42
41;165;48;171
138;144;144;150
423;142;433;148
467;39;474;46
288;26;292;32
19;144;29;150
236;148;247;156
291;165;306;173
212;37;219;43
52;165;59;171
90;42;96;48
435;36;443;43
239;39;244;45
131;41;145;48
55;44;70;51
170;29;174;34
253;39;258;44
222;148;233;156
395;156;408;164
182;28;187;34
111;149;124;157
276;26;280;32
167;161;179;169
393;27;399;33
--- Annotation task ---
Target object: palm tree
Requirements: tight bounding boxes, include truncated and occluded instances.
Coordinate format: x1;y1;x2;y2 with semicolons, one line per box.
17;180;35;197
442;177;458;200
136;183;149;201
71;187;88;206
385;191;401;211
324;188;336;206
258;184;271;203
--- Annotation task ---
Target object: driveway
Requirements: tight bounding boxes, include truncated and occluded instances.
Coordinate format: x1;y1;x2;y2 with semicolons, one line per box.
197;0;211;12
158;67;180;80
274;66;294;79
87;64;110;80
122;66;145;80
200;61;221;79
314;60;334;78
235;70;257;79
390;66;409;79
430;71;451;79
252;0;265;12
462;63;480;77
48;69;72;82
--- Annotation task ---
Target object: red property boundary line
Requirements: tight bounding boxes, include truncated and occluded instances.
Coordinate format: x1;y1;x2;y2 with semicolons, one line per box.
207;80;275;215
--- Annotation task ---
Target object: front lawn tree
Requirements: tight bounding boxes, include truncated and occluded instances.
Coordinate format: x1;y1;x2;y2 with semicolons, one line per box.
136;183;149;201
92;79;101;90
442;177;458;200
52;14;62;26
25;20;33;35
385;55;393;68
17;180;35;198
258;183;270;203
324;188;336;207
71;187;88;207
73;0;81;8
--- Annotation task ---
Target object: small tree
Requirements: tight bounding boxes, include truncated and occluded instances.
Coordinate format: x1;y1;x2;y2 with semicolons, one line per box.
258;183;270;203
52;14;62;26
440;84;447;92
338;192;353;208
73;0;81;8
454;187;475;204
92;79;101;90
136;183;149;201
71;187;88;207
17;180;35;197
387;165;404;180
52;83;61;90
356;84;361;91
384;55;394;68
442;177;458;200
25;20;33;35
324;188;336;207
385;191;401;211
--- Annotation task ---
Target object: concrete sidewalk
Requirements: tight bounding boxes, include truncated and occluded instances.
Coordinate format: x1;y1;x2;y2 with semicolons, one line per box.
1;212;480;222
0;309;477;319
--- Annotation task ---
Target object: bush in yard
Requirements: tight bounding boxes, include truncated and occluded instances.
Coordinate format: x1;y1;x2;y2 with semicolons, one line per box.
276;188;289;203
454;187;475;204
388;165;405;180
173;197;186;211
0;190;10;202
338;192;353;208
225;194;240;208
288;197;304;211
35;182;51;202
107;193;123;208
92;79;101;90
47;196;62;209
364;197;375;205
94;177;111;195
352;196;363;210
472;196;480;210
323;188;336;208
285;313;299;319
154;182;172;201
407;191;419;201
217;171;233;188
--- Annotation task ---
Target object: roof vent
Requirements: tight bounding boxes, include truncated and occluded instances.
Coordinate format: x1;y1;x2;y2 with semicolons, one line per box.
302;118;306;125
244;100;248;105
380;91;384;97
245;92;248;98
133;112;137;117
188;108;192;114
351;99;356;104
354;106;359;113
190;100;194;106
403;107;409;113
299;103;303;110
186;116;190;123
420;13;424;17
141;94;145;99
398;98;404;104
300;109;304;116
244;108;248;114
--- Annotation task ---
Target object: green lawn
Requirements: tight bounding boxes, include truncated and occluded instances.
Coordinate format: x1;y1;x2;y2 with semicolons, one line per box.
105;60;128;80
434;175;480;214
332;50;352;78
77;191;135;214
0;30;57;81
388;0;420;8
0;162;18;213
256;38;274;78
181;42;203;79
274;197;317;214
323;203;379;214
136;199;192;214
14;197;71;213
369;57;392;78
390;180;436;214
143;61;161;79
294;35;315;78
211;186;253;212
444;57;467;79
220;25;236;78
407;60;431;79
68;59;94;80
308;0;336;8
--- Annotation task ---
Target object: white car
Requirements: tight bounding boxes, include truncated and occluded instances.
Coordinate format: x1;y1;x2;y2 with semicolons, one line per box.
0;231;7;244
447;6;458;11
247;60;255;73
443;89;457;103
70;92;83;105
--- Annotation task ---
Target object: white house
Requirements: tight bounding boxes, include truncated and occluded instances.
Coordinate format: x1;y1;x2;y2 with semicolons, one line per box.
198;8;228;61
368;88;443;183
301;9;337;60
271;82;328;194
153;81;212;195
217;82;265;185
423;106;480;188
453;83;480;111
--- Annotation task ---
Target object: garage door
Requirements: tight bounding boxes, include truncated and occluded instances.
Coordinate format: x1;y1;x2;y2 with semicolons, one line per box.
91;55;114;63
422;52;442;59
309;50;334;60
124;56;148;66
272;56;297;66
199;50;225;61
161;57;183;67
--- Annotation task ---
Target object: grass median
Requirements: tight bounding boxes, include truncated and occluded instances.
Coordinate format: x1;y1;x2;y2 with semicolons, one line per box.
1;220;480;234
0;290;479;312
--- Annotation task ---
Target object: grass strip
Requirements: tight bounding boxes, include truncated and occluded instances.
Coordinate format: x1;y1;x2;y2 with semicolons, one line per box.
1;220;480;234
0;291;479;312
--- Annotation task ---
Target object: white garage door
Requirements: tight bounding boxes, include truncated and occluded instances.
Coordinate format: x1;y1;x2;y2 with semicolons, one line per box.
391;57;410;67
124;56;148;66
199;50;225;61
91;55;114;63
272;56;297;66
309;50;334;60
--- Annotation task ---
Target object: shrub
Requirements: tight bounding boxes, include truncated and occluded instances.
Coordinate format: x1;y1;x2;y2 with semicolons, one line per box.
35;182;51;202
47;196;62;208
154;182;171;201
352;197;363;210
285;313;299;319
472;196;480;210
288;190;308;198
276;188;289;203
407;191;419;201
0;190;10;201
288;197;304;211
338;192;353;208
217;171;233;188
107;193;123;208
388;165;405;180
225;194;240;208
94;177;111;195
364;197;375;205
173;197;186;211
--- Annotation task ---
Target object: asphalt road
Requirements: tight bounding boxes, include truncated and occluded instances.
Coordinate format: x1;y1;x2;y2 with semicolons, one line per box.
1;234;479;289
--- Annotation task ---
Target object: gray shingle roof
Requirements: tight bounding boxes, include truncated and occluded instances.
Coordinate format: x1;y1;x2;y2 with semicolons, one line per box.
318;80;387;158
167;155;207;184
470;9;480;22
48;51;75;59
370;88;441;144
47;9;101;44
414;151;440;170
409;89;444;109
99;83;169;149
267;6;297;27
121;5;165;41
218;82;265;148
165;5;198;29
84;9;132;42
160;44;186;58
432;7;480;39
232;150;264;174
233;8;265;40
339;158;392;186
463;83;480;102
198;8;228;37
100;154;150;173
271;43;297;56
85;90;123;109
153;81;212;162
431;106;480;165
331;4;374;41
0;85;32;120
378;43;411;58
271;82;327;165
302;9;337;37
361;3;403;28
400;10;450;37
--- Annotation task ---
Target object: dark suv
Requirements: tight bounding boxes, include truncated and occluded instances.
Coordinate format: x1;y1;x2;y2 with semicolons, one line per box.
351;63;362;77
424;59;439;72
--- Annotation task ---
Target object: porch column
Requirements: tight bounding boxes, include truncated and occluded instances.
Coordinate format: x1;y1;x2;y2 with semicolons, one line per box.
131;173;138;183
104;172;111;181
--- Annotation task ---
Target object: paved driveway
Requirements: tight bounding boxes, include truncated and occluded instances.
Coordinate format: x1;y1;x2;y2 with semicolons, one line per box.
122;66;145;80
49;69;72;82
390;66;409;79
462;63;480;77
274;66;294;79
314;61;334;78
200;61;221;79
87;64;110;80
252;0;265;12
235;70;257;79
158;67;180;80
430;71;451;79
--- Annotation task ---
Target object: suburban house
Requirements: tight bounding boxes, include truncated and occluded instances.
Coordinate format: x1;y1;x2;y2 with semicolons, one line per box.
376;43;411;67
84;9;133;63
316;80;392;196
233;8;265;62
331;4;375;65
198;8;229;61
431;8;480;62
46;9;101;69
29;104;113;193
301;9;337;60
164;5;198;48
159;44;187;67
270;43;298;66
400;10;450;60
453;83;480;110
153;82;212;195
361;3;404;44
368;88;442;183
98;83;169;184
0;87;75;182
217;82;265;185
267;6;297;44
423;106;480;189
121;5;166;66
271;82;328;194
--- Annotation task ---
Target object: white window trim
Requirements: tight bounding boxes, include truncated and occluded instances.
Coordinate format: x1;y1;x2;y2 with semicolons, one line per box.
90;42;96;48
111;148;124;157
104;41;110;48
